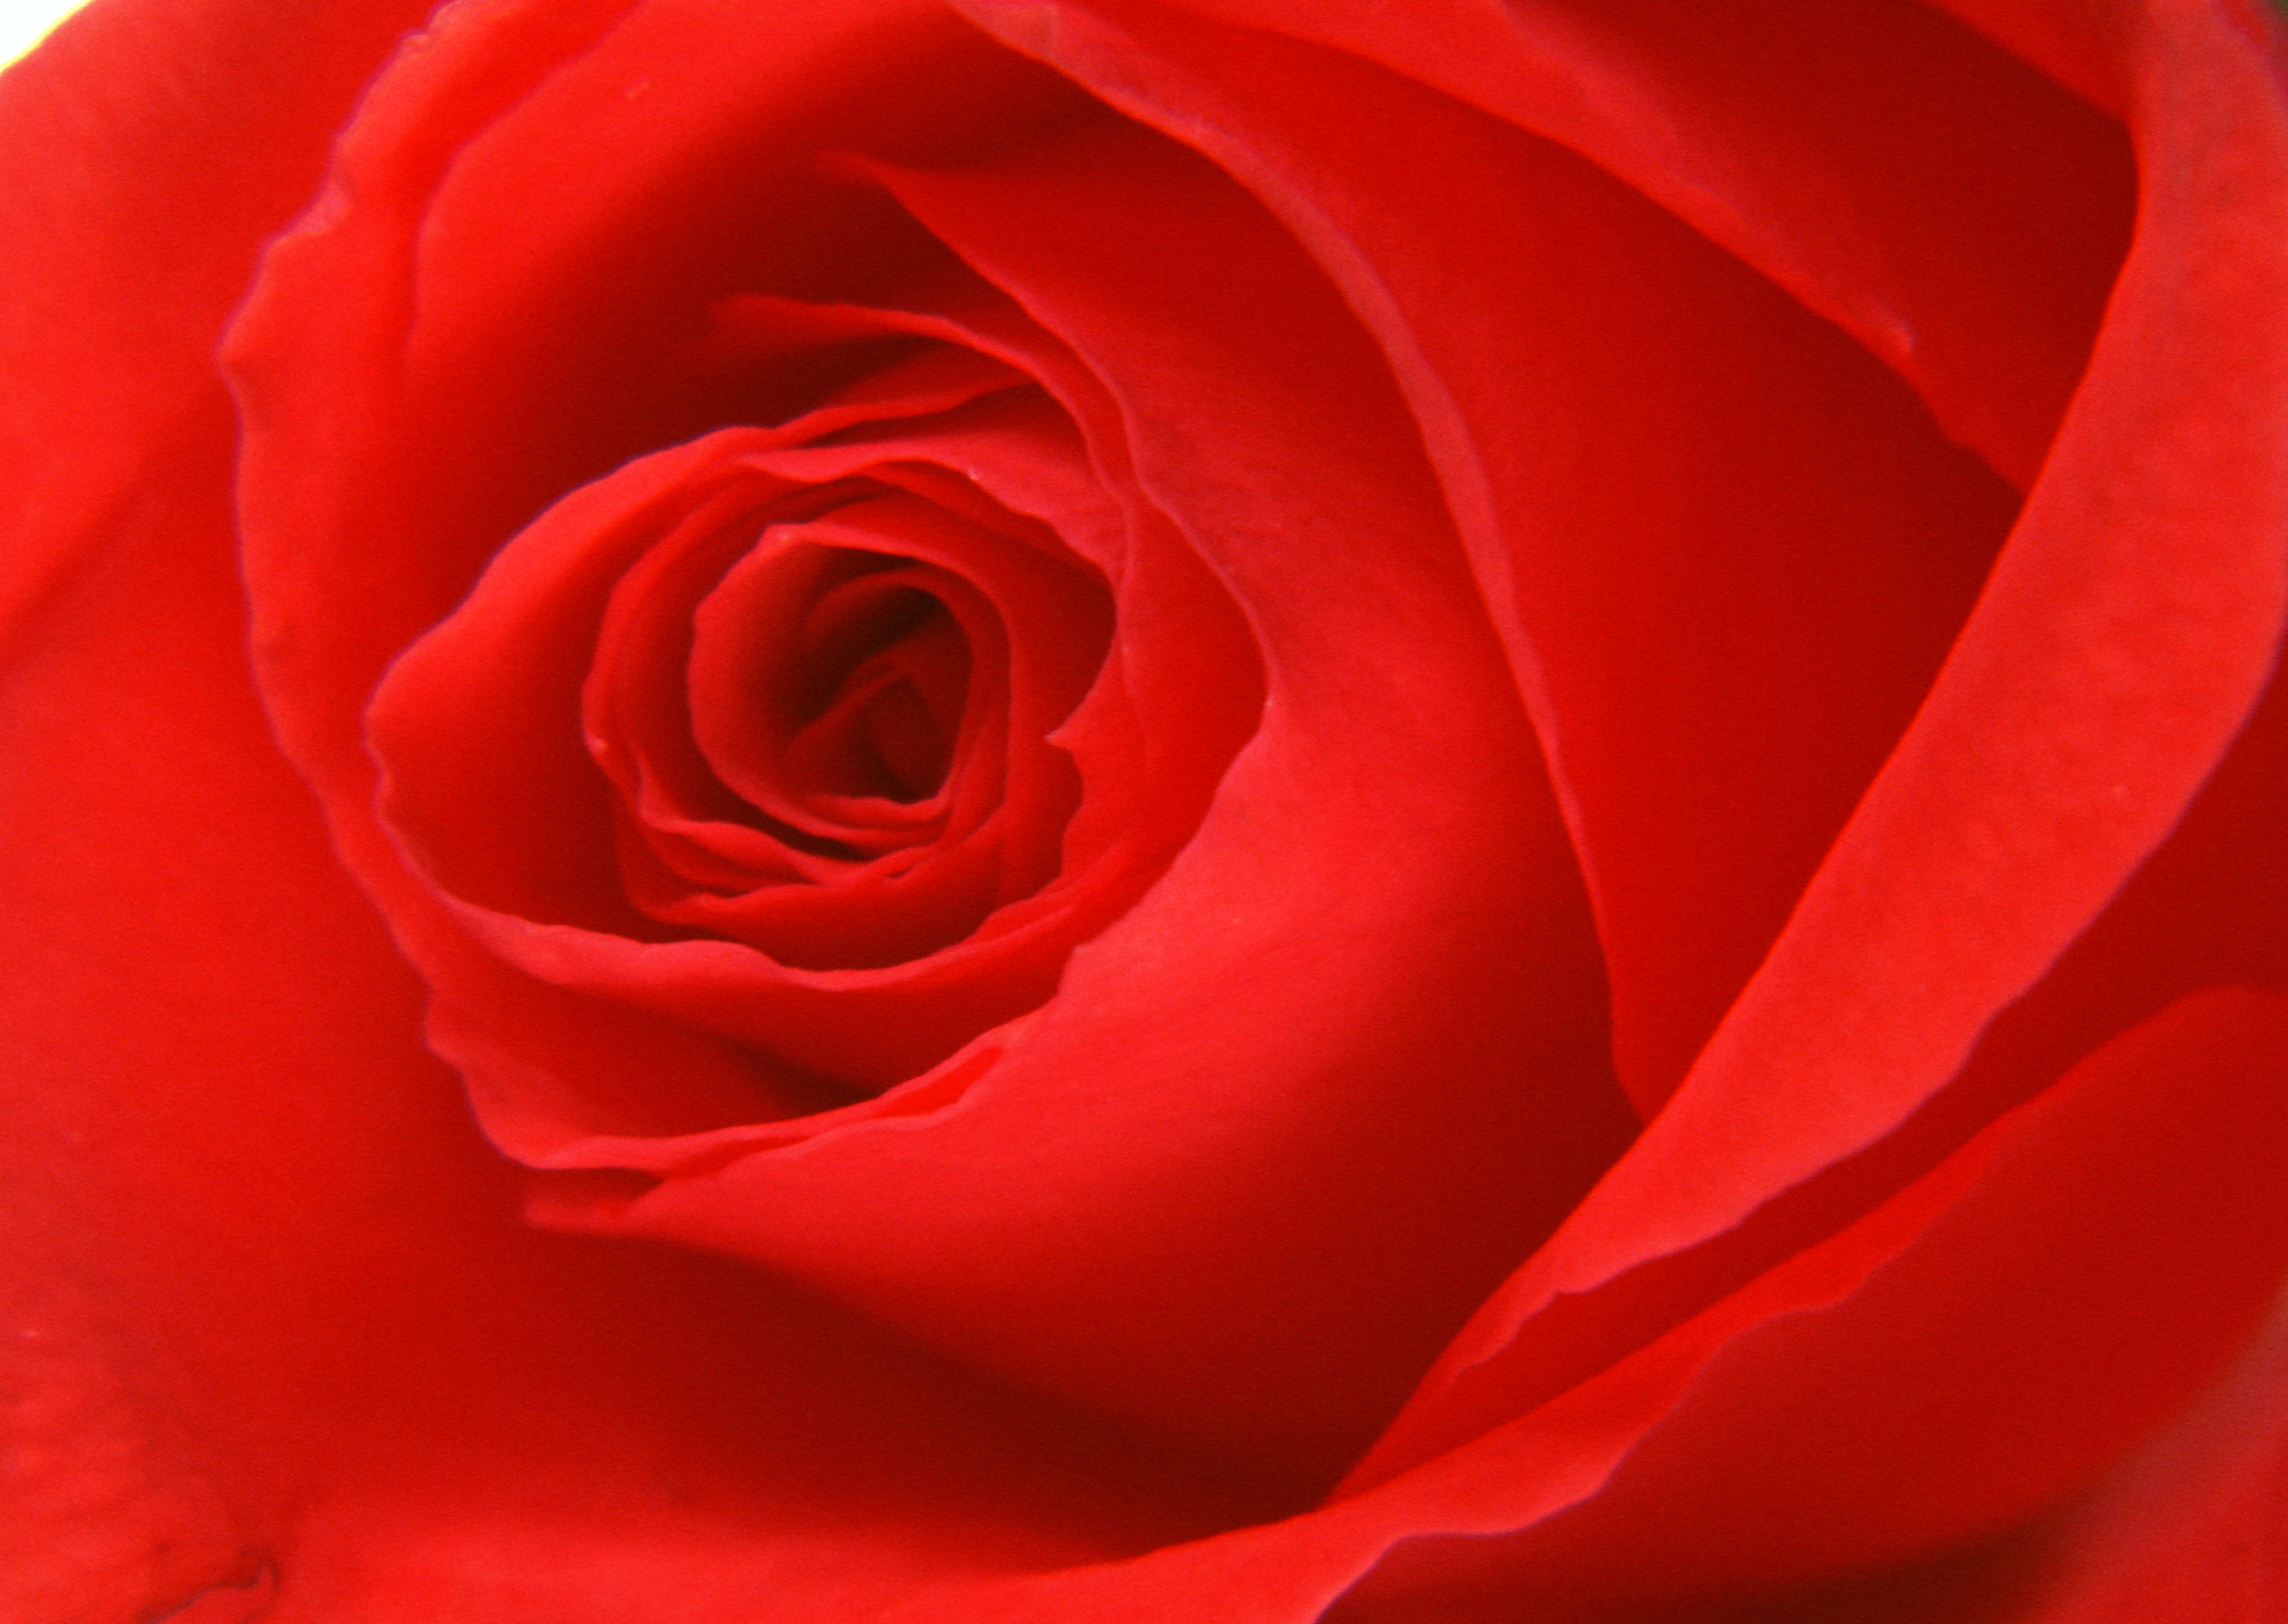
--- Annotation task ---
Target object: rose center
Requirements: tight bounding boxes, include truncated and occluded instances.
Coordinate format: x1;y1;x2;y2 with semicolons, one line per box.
783;579;971;804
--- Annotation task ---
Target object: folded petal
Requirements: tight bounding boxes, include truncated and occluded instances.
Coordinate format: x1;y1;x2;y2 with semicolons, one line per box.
880;988;2288;1620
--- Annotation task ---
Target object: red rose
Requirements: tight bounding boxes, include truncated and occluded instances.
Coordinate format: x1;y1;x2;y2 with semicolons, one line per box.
5;0;2286;1619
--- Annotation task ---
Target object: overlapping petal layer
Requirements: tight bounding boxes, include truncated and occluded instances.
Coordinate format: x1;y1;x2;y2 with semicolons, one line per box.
5;0;2286;1619
225;0;1636;1488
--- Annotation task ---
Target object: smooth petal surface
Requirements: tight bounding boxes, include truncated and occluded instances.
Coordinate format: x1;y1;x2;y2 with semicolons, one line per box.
0;0;435;650
952;0;2031;1125
3;0;442;1612
2001;1295;2288;1624
1108;0;2137;489
879;988;2288;1621
1377;0;2288;1460
961;0;2288;1481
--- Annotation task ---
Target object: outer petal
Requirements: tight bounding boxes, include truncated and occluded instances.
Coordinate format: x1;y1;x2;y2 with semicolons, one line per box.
2001;1296;2288;1624
1097;0;2137;490
952;0;2033;1122
959;0;2288;1463
3;0;442;1612
921;0;2288;1613
1372;0;2288;1467
0;0;435;650
873;989;2288;1621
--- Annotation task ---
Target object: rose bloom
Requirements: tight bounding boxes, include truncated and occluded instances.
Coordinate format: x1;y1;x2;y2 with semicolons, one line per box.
5;0;2286;1619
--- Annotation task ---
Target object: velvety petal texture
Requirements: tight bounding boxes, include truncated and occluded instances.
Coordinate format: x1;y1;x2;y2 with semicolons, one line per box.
5;0;2286;1619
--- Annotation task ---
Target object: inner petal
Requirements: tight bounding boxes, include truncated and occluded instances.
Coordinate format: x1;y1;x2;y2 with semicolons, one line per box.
688;525;1007;847
782;585;973;803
